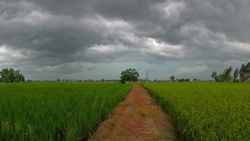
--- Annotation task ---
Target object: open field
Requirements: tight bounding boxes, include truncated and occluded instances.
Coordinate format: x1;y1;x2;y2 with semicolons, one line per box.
140;82;250;141
0;82;132;141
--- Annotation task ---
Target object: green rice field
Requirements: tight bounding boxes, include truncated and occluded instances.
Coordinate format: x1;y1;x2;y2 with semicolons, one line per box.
140;82;250;141
0;82;132;141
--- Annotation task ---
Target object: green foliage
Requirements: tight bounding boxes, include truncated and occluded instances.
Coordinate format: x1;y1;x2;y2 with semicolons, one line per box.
178;78;184;82
120;68;139;83
140;82;250;141
239;62;250;82
234;68;239;81
120;78;126;84
170;76;175;81
212;66;232;82
178;78;190;82
211;71;217;81
0;68;25;83
0;82;132;140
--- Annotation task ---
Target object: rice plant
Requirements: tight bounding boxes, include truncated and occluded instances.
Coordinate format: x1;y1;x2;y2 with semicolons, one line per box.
140;82;250;141
0;82;132;141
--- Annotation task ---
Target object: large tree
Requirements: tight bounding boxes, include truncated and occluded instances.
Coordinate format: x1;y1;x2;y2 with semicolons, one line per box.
120;68;139;84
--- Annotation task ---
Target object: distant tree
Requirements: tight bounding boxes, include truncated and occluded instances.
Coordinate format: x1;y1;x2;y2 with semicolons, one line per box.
224;66;232;82
215;76;220;82
0;68;24;83
9;68;15;82
154;79;157;82
185;78;190;82
179;78;185;82
57;79;60;82
101;79;105;82
212;66;232;82
120;68;139;84
239;62;250;82
233;68;239;82
170;76;175;81
211;71;217;81
1;68;10;83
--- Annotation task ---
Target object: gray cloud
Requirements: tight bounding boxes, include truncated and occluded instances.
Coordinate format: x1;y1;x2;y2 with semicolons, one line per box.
0;0;250;80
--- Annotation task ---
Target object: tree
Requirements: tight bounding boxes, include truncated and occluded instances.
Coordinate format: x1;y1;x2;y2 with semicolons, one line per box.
120;68;139;84
233;68;239;82
179;78;185;82
0;68;25;83
170;76;175;81
1;68;9;83
212;66;232;82
239;62;250;82
211;71;217;81
224;66;232;82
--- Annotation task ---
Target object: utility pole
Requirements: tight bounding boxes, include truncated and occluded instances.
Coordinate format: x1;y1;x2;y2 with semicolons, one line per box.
146;70;149;84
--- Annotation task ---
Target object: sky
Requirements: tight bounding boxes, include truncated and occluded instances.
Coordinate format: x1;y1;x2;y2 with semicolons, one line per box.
0;0;250;81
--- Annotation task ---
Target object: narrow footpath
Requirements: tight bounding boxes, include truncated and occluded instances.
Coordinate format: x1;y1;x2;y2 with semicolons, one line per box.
89;84;177;141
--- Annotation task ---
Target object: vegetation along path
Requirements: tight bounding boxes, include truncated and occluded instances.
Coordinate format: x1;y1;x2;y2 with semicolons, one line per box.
89;84;177;141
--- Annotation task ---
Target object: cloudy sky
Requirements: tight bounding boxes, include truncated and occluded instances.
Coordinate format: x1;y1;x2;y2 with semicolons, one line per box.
0;0;250;80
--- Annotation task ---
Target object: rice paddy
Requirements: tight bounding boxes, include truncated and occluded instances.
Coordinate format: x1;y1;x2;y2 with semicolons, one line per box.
0;82;132;141
140;82;250;141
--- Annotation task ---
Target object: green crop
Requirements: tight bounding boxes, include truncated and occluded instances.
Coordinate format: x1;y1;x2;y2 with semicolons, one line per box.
0;82;132;141
140;82;250;141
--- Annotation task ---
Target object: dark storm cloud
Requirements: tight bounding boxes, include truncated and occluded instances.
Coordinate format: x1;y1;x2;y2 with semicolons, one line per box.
0;0;250;79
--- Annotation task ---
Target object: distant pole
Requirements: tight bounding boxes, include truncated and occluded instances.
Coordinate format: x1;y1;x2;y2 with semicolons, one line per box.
146;70;149;84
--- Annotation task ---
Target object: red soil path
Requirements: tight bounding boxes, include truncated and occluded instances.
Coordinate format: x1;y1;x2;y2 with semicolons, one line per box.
89;84;177;141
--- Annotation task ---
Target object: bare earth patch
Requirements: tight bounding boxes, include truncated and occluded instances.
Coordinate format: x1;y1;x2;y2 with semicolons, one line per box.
89;84;177;141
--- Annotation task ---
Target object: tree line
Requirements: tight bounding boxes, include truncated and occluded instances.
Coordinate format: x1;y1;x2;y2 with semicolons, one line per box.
0;68;25;83
211;62;250;82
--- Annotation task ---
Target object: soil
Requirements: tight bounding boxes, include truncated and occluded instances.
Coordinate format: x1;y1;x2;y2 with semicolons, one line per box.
89;84;177;141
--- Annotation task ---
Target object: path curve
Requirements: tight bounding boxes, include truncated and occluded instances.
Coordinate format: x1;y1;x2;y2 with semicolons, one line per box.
89;84;177;141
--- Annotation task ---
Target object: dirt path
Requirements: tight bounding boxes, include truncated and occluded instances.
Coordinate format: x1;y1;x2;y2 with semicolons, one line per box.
89;84;177;141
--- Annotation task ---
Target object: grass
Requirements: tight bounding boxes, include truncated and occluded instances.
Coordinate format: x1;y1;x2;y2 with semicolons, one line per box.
140;82;250;141
0;82;132;141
